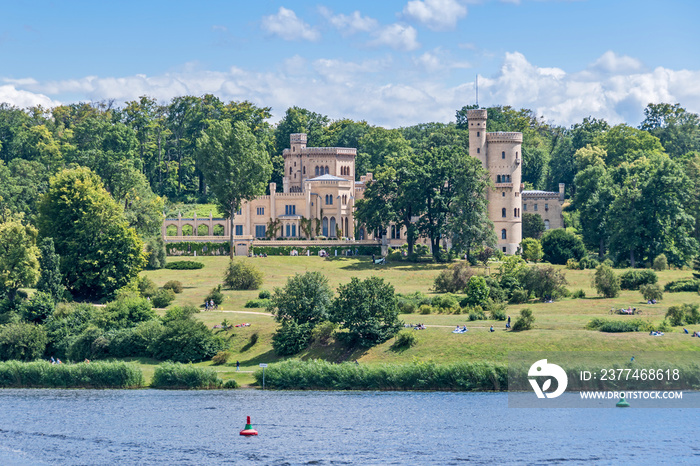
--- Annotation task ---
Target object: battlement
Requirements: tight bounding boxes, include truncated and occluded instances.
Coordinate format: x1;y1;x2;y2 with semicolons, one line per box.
486;132;523;143
467;109;488;120
290;133;307;144
282;147;357;157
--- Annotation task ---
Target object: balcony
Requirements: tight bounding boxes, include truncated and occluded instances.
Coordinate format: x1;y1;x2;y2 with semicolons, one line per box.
495;182;513;188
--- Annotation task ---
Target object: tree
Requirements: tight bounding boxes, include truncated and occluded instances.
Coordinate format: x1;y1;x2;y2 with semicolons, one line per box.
0;217;40;301
464;275;490;307
518;265;568;300
0;322;48;361
356;127;412;179
36;237;65;302
512;308;535;331
197;120;272;259
331;277;401;347
520;238;543;262
573;145;607;172
448;156;496;261
522;213;545;239
37;167;147;300
434;262;474;293
223;260;263;290
592;264;620;298
572;165;614;257
269;272;333;326
640;283;663;302
540;229;586;265
596;124;664;166
640;103;700;159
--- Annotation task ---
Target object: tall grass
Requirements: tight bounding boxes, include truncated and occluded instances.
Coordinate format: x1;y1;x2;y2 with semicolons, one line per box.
151;362;225;389
253;359;508;391
0;361;144;388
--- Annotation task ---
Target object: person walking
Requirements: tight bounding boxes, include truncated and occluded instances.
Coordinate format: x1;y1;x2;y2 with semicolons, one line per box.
236;361;240;371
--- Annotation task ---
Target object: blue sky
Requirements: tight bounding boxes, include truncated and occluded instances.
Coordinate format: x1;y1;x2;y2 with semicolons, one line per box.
1;0;699;127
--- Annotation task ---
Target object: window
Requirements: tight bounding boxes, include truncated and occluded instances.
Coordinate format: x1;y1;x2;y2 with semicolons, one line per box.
477;132;480;137
497;175;501;183
534;204;538;211
514;208;518;217
294;162;296;167
502;208;506;218
545;203;549;211
325;166;329;175
236;208;242;215
502;151;505;159
502;191;505;197
524;204;527;211
292;224;296;237
256;207;264;215
325;195;333;205
285;224;290;237
544;220;550;230
303;166;306;175
391;225;401;239
501;229;507;240
315;166;319;176
477;148;480;154
235;225;243;236
502;247;507;253
289;167;292;175
285;205;296;215
255;225;266;238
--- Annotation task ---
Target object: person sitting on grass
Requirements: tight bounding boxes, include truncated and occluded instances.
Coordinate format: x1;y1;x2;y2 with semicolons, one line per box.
489;325;495;332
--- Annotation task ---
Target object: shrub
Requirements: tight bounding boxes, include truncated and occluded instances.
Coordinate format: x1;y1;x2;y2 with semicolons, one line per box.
0;323;48;361
619;269;658;290
664;279;700;293
666;304;700;326
311;321;336;345
163;280;183;294
162;305;199;323
464;276;490;307
212;350;231;365
151;362;223;389
653;254;668;271
67;325;108;361
579;256;599;270
520;238;543;262
152;288;176;308
258;290;272;299
244;299;270;308
107;320;164;358
419;304;433;315
272;320;313;355
431;294;460;312
145;236;167;270
572;289;586;299
640;283;663;302
586;318;648;332
224;260;263;290
150;318;226;362
512;308;535;331
593;264;620;298
164;261;204;270
541;229;586;265
434;262;474;293
391;331;416;350
269;272;332;326
205;285;224;306
566;259;580;270
137;276;158;298
468;310;487;321
101;295;156;329
0;360;144;388
518;265;568;300
509;289;530;304
21;291;56;324
490;306;507;321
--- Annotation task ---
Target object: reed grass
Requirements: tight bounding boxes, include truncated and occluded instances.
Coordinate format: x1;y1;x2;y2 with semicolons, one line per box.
0;360;144;388
150;362;225;389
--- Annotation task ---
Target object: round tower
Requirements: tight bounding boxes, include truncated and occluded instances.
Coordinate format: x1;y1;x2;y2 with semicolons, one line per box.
487;131;523;255
467;109;488;169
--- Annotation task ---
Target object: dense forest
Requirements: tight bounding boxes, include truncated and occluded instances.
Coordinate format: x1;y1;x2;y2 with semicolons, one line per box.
2;95;700;279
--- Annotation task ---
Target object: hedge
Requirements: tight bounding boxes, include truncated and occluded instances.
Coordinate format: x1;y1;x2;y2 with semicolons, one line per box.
251;245;381;256
166;242;230;256
164;261;205;270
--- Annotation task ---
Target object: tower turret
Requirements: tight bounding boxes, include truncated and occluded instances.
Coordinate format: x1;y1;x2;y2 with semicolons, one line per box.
467;109;488;169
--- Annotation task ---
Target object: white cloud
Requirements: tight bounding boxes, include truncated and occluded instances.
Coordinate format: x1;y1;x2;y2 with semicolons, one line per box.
403;0;467;31
319;7;378;35
590;50;644;74
261;7;319;41
4;51;700;130
369;24;420;51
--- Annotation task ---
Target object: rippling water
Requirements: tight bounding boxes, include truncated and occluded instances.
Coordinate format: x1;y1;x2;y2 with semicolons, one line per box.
0;389;698;465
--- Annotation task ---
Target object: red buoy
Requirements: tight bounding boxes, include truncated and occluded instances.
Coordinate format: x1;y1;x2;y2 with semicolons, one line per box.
240;416;258;436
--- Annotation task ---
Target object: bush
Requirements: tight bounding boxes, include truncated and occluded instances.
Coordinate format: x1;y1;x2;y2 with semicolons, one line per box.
258;290;272;299
586;318;648;332
145;236;167;269
223;260;263;290
619;269;658;290
272;320;313;355
152;288;176;308
518;265;568;300
21;291;56;324
244;299;270;309
508;289;530;304
101;295;156;329
593;264;620;298
165;241;230;257
419;304;433;315
666;304;700;326
163;280;183;294
212;350;231;365
464;276;490;307
0;323;48;361
391;331;416;350
664;279;700;293
0;360;144;388
311;321;336;345
107;320;164;358
67;325;109;361
640;283;663;302
151;362;223;389
541;229;586;265
150;318;226;362
431;294;460;312
490;306;507;321
269;272;332;326
579;256;599;270
520;238;543;262
205;285;224;307
434;262;474;293
137;276;158;298
572;289;586;299
566;259;580;270
512;309;535;331
468;310;487;321
164;260;204;270
653;254;668;271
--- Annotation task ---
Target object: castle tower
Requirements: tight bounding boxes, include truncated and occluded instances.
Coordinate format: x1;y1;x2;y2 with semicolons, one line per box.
467;110;523;255
283;133;307;193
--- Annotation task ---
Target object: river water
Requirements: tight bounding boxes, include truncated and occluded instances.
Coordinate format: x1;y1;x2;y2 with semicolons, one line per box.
0;389;698;465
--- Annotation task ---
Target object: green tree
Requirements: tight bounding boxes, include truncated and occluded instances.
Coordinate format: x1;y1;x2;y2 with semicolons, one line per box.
520;237;543;262
269;272;333;326
331;277;401;347
592;264;620;298
518;265;568;300
522;213;545;239
512;308;535;331
640;103;700;159
640;283;663;302
356;127;413;179
0;322;48;361
0;217;40;301
36;237;65;302
197;120;272;259
37;167;147;300
223;260;263;290
464;275;490;307
540;229;586;265
596;124;664;166
572;165;614;257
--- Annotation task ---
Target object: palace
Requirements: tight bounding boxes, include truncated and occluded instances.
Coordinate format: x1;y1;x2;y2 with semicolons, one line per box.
162;110;565;254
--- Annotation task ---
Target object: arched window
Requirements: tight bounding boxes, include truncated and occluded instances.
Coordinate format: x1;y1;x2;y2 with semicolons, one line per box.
502;208;506;218
285;224;290;237
330;217;336;237
514;208;518;217
501;229;507;240
291;224;296;237
325;166;329;175
322;217;329;237
345;217;349;237
544;220;550;230
315;166;319;176
477;148;480;154
289;167;292;175
303;166;306;175
497;175;501;183
329;195;333;205
502;151;505;159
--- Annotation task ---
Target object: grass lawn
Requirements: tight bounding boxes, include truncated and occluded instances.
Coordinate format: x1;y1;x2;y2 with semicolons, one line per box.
141;256;700;379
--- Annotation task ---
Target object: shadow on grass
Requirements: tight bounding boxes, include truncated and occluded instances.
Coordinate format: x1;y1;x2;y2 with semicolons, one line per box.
239;333;259;353
238;350;282;367
336;259;446;272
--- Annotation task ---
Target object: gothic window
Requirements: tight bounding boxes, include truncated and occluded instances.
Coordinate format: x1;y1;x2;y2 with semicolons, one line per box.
502;151;505;159
477;148;480;154
497;175;501;183
315;166;319;176
289;167;292;175
303;166;306;175
544;220;550;230
502;208;506;218
501;229;507;240
256;207;264;215
285;224;290;237
325;166;329;175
